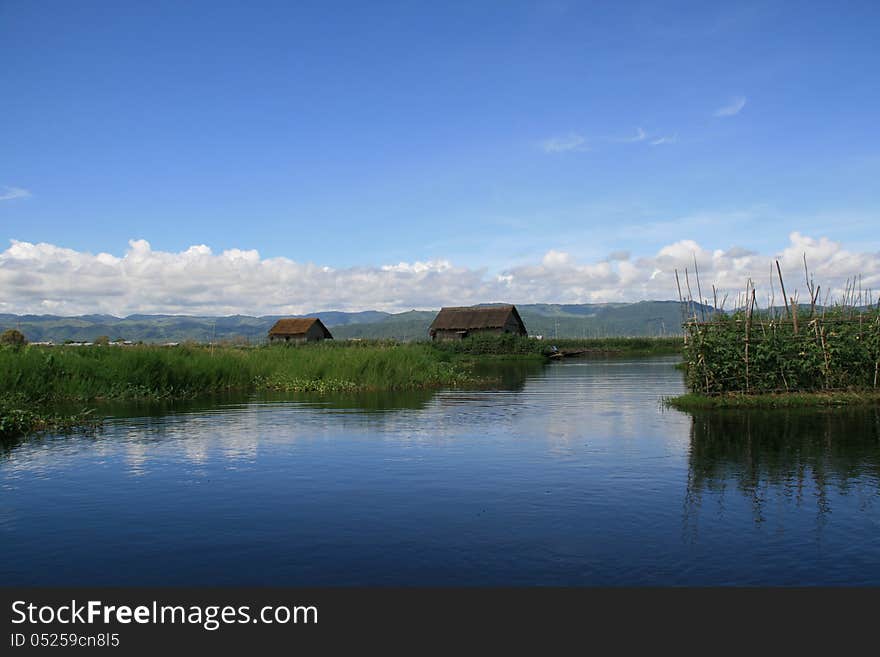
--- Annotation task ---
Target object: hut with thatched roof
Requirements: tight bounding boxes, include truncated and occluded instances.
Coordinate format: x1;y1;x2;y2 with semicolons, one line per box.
428;305;527;341
268;318;333;344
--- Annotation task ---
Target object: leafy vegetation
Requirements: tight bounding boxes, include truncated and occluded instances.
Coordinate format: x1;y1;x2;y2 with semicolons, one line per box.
0;341;487;403
0;341;490;437
0;394;100;440
431;334;682;356
547;336;682;355
432;334;546;355
679;307;880;398
1;328;27;348
667;391;880;410
0;334;686;436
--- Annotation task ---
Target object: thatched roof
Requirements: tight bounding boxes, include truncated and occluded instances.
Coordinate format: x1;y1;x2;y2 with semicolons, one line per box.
429;305;526;333
268;317;333;338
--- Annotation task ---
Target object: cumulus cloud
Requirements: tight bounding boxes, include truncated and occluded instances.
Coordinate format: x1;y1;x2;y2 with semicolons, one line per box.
0;186;31;201
1;234;878;316
714;96;747;117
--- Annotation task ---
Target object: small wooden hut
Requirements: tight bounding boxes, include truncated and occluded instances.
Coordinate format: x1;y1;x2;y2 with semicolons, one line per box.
268;318;333;344
428;305;527;341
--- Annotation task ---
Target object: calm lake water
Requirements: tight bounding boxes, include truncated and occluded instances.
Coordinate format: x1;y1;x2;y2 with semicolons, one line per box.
2;356;879;586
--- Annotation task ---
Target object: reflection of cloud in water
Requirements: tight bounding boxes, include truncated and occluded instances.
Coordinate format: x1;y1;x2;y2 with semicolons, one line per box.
144;359;680;466
4;357;880;587
2;358;693;473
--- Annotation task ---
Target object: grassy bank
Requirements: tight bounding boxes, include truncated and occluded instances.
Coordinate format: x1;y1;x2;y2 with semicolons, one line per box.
548;336;682;355
1;336;679;437
431;334;682;356
0;341;488;402
666;391;880;410
0;341;490;436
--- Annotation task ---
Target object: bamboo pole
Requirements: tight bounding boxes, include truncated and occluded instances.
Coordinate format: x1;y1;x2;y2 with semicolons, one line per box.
693;254;705;322
776;260;790;321
818;323;831;390
803;253;818;317
684;268;696;321
674;268;686;327
745;285;753;393
769;262;776;318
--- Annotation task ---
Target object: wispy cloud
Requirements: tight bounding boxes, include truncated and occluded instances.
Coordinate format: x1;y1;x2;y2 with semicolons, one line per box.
616;127;647;143
0;186;31;201
541;126;674;154
714;96;747;117
650;134;677;146
540;134;588;153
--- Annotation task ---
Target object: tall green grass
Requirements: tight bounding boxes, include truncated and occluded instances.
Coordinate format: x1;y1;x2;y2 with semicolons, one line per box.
547;336;683;355
0;342;482;404
430;334;682;356
431;334;545;355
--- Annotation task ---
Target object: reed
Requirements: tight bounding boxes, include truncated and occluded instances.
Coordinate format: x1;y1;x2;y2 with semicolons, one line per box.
0;342;486;404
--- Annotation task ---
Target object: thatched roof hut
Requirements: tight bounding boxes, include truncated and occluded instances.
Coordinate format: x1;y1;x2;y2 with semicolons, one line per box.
428;305;527;341
268;318;333;343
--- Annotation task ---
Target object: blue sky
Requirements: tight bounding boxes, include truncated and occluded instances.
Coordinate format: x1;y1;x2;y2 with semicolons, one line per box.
1;1;879;314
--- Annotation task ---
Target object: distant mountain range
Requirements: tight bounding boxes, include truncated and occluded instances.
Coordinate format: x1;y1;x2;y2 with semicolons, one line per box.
0;301;708;343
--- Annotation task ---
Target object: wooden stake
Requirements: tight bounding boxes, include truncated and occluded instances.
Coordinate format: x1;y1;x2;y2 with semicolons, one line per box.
776;260;790;321
745;285;753;393
818;323;831;390
693;254;705;322
684;268;696;321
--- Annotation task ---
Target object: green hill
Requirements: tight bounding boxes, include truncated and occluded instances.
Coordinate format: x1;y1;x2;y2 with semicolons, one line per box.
0;301;706;343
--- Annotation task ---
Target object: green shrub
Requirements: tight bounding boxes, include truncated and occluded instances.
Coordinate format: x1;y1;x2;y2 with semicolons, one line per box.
682;308;880;394
1;328;27;348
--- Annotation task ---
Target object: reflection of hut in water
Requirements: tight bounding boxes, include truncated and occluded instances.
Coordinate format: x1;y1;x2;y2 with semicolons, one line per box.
428;305;527;341
683;408;880;531
268;318;333;344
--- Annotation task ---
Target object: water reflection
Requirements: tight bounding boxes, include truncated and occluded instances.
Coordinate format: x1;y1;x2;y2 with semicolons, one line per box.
684;408;880;528
3;357;880;585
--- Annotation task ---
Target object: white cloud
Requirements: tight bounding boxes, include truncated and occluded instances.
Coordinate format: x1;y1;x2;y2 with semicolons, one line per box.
617;127;647;143
1;234;878;315
381;260;452;273
544;127;675;153
714;96;747;117
0;186;31;201
650;134;677;145
540;133;588;153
